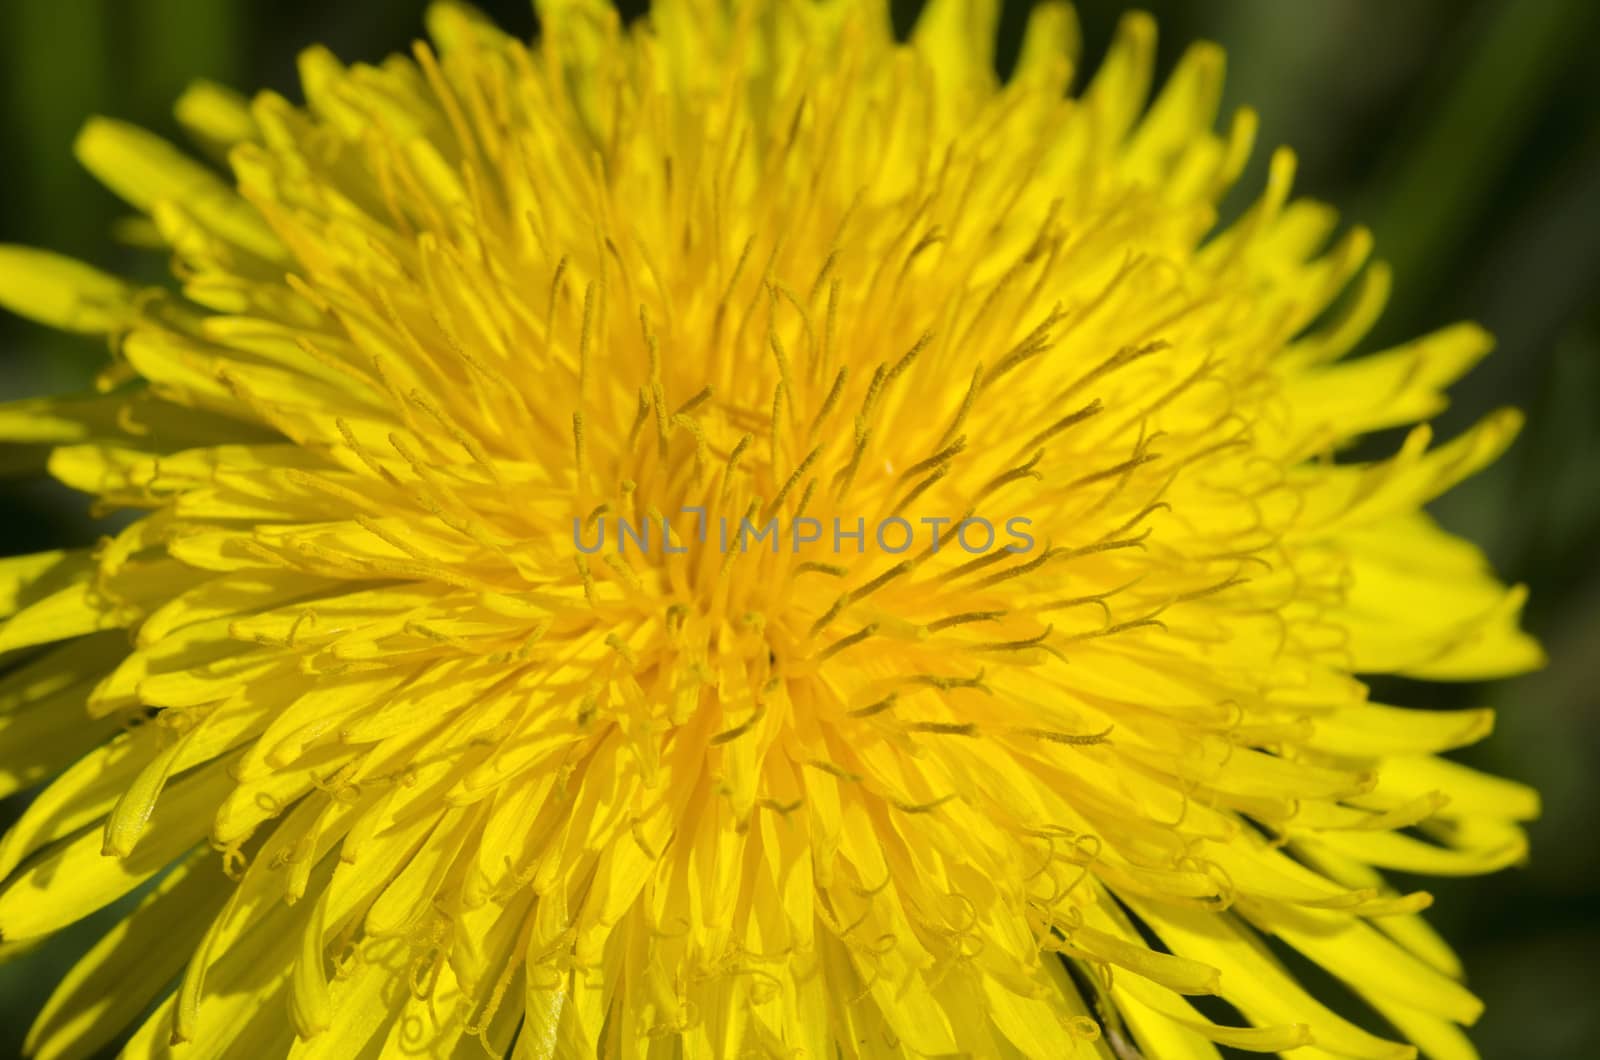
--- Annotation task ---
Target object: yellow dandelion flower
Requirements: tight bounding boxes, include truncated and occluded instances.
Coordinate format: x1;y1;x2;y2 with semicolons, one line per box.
0;2;1542;1058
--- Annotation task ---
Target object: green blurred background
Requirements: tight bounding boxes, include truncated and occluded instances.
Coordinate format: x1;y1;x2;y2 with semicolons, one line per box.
1;1;1597;1056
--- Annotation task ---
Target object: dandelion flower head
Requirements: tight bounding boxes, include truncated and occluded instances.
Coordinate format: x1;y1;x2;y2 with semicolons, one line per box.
0;1;1542;1058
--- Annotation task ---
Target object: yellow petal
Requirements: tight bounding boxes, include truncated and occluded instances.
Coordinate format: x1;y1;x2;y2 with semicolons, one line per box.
0;672;123;800
0;752;236;941
0;247;133;334
75;117;284;261
26;852;229;1060
174;80;259;157
0;723;162;878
